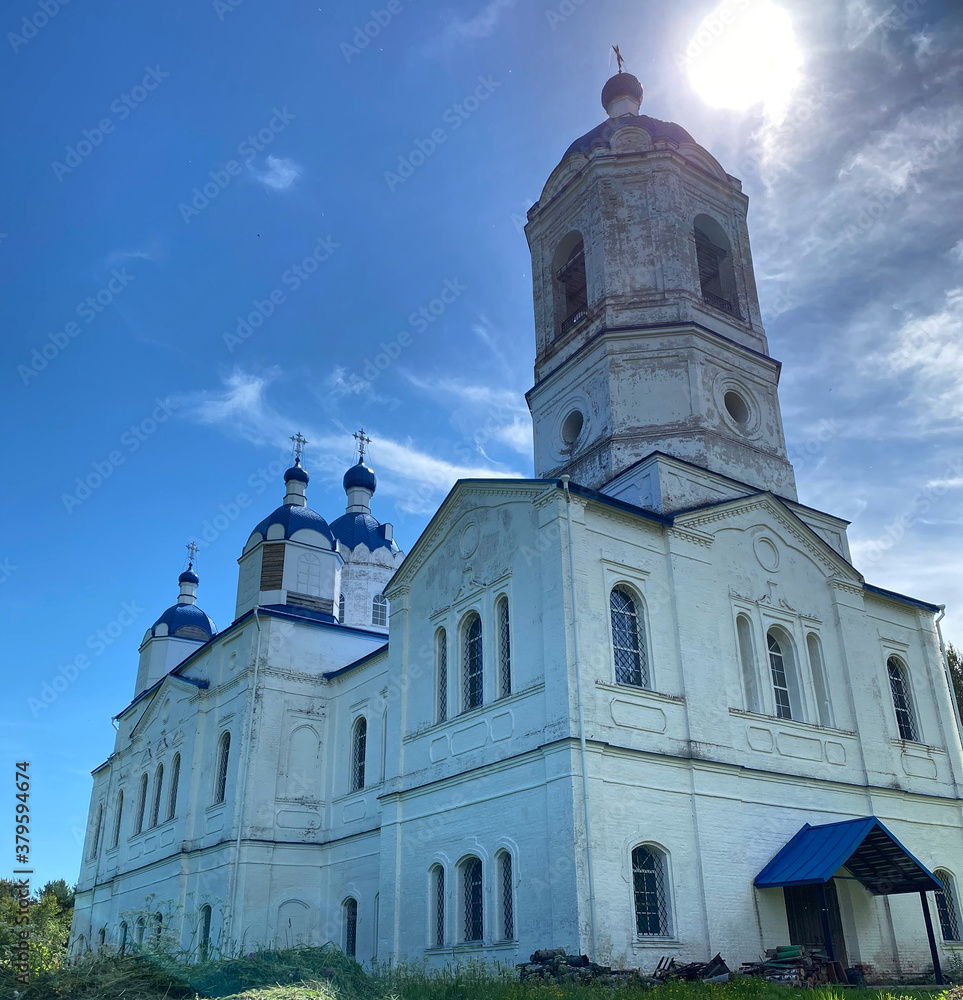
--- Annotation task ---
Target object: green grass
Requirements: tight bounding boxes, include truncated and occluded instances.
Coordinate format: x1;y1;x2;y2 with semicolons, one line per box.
0;946;954;1000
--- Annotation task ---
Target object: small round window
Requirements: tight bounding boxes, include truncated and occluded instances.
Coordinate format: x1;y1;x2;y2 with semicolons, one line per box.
561;409;584;446
724;390;750;425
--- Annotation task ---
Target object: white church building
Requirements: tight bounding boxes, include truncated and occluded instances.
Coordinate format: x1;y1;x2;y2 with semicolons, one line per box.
71;71;963;979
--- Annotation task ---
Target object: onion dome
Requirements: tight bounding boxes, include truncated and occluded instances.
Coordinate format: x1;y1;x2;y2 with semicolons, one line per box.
178;568;199;586
150;603;217;641
251;503;335;543
284;459;309;485
343;461;377;494
601;71;643;116
330;511;400;554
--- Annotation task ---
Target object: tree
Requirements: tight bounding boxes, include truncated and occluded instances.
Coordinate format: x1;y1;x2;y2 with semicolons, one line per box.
0;877;75;978
948;643;963;718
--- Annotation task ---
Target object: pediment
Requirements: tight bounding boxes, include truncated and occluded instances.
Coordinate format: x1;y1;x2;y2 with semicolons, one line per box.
678;141;729;182
540;156;587;205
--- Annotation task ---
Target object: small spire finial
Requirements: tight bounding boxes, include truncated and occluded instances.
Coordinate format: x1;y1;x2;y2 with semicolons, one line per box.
353;428;372;462
186;541;199;571
612;44;625;73
290;431;308;464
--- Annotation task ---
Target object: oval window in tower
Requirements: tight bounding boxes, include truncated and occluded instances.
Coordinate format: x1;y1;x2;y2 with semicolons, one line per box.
561;409;584;447
724;390;751;425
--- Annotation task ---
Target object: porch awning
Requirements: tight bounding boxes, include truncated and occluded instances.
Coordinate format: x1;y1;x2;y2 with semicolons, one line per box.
755;816;943;895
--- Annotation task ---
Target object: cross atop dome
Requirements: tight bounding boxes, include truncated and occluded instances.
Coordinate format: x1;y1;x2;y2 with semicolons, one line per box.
186;541;198;570
601;47;642;117
612;44;625;73
353;428;371;462
290;431;308;463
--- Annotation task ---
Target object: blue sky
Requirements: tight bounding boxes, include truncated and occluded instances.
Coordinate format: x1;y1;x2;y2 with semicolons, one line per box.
1;0;961;888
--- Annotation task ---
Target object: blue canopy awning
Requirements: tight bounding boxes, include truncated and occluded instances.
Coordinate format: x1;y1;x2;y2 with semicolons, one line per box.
755;816;944;895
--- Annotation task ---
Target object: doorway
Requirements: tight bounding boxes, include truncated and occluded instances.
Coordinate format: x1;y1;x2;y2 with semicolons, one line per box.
783;881;848;967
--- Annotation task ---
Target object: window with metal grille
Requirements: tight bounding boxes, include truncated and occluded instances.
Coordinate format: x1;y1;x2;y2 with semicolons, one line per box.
431;865;445;947
736;615;760;712
497;597;511;698
167;754;180;821
339;592;345;622
214;732;231;805
152;913;163;947
436;629;448;723
149;763;164;827
610;587;648;687
134;917;145;946
199;904;212;960
498;852;514;940
888;657;919;741
372;594;388;627
351;717;367;791
111;791;124;848
935;869;961;941
554;233;588;336
344;897;358;957
694;215;739;316
463;613;483;712
134;773;148;834
807;633;834;728
462;856;483;942
632;845;669;936
768;633;793;720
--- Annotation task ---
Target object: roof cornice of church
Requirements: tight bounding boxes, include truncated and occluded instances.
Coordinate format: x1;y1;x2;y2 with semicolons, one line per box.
324;643;389;680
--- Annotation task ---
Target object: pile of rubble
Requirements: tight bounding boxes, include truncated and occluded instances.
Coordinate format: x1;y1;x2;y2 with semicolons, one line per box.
517;949;659;987
654;954;731;982
740;945;856;987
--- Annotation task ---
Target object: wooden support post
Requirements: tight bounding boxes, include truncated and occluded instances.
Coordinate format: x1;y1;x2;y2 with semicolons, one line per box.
920;890;944;985
817;882;836;961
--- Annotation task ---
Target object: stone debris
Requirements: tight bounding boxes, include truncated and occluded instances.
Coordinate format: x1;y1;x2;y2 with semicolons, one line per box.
517;948;659;987
654;953;730;981
740;945;860;987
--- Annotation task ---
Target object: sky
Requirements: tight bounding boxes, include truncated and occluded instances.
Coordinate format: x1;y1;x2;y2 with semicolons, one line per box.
1;0;961;889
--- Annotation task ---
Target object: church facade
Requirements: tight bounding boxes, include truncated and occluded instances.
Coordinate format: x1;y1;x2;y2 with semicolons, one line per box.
71;72;963;978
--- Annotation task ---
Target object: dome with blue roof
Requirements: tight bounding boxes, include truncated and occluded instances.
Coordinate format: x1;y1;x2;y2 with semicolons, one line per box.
330;511;400;554
284;459;309;485
343;461;377;494
151;602;216;641
178;568;199;585
251;503;335;544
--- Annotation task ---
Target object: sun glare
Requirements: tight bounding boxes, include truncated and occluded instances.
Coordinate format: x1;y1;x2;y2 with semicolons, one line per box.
685;0;803;122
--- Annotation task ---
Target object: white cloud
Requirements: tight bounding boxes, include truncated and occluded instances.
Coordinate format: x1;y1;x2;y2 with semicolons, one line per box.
251;155;301;192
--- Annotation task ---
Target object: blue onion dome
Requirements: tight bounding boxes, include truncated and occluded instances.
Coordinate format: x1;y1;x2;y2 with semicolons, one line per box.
343;461;377;494
330;511;400;554
284;459;309;484
178;568;199;585
151;603;216;641
251;504;335;543
601;71;642;112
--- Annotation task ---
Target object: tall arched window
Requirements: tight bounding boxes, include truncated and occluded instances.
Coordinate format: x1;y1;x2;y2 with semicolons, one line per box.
632;844;670;936
338;592;346;622
496;596;511;698
736;615;760;713
430;865;445;947
935;869;962;942
119;921;128;956
149;763;164;828
462;613;483;712
807;633;834;728
610;586;648;688
767;628;803;721
461;856;483;942
198;904;212;960
372;594;388;627
134;916;146;947
111;791;124;848
134;773;149;835
297;552;322;595
351;717;367;792
888;656;919;742
151;913;163;947
213;732;231;805
694;214;738;315
343;897;358;957
553;231;588;336
436;628;448;724
167;754;180;821
88;804;103;859
497;851;514;941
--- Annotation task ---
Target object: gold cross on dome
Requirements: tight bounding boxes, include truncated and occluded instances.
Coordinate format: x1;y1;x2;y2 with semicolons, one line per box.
612;44;625;73
186;541;199;569
290;431;308;462
354;428;372;461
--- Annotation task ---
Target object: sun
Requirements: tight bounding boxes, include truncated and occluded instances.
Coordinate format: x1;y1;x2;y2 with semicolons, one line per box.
685;0;803;122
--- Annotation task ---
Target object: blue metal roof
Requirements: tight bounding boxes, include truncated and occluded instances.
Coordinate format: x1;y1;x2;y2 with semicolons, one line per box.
252;503;335;544
151;603;216;639
563;114;694;161
329;511;399;553
343;461;377;493
755;816;943;895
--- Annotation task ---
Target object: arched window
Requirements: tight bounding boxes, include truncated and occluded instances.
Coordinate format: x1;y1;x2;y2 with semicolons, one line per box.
496;596;511;698
213;732;231;805
134;773;149;835
436;629;448;723
343;897;358;957
338;592;346;622
198;904;212;960
149;763;164;828
297;552;322;595
351;717;367;792
694;214;739;315
767;628;803;721
430;864;445;947
610;586;648;687
119;920;128;956
497;851;514;941
935;869;962;942
632;845;670;936
167;754;180;821
888;657;919;742
151;912;163;947
89;804;103;859
372;893;379;961
807;633;834;728
736;615;760;713
111;791;124;848
98;927;106;947
462;613;483;712
461;856;483;942
134;916;146;947
553;231;588;336
372;594;388;627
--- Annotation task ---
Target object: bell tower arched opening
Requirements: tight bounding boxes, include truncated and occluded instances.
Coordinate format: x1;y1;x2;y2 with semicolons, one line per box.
553;231;587;337
694;214;739;316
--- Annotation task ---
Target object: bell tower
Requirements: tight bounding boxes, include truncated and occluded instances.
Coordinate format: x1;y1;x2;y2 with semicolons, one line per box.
525;69;797;508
